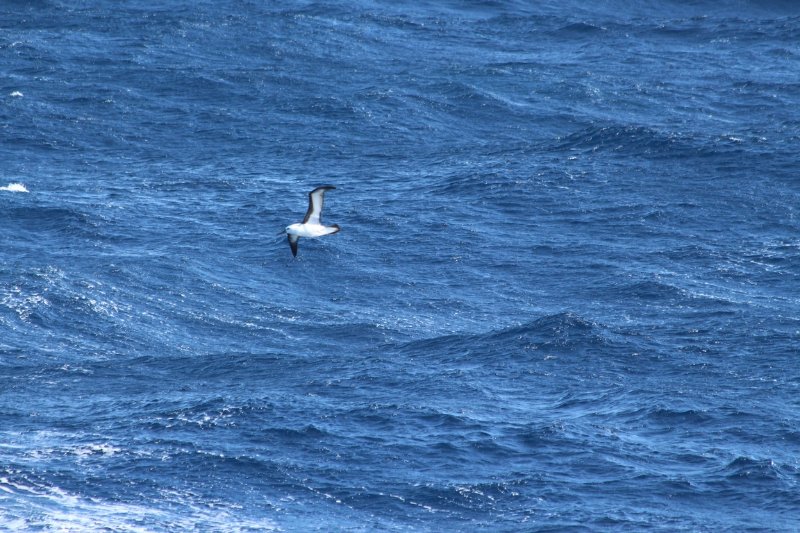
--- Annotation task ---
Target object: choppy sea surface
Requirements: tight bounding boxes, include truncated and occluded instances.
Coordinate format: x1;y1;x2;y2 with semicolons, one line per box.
2;1;799;531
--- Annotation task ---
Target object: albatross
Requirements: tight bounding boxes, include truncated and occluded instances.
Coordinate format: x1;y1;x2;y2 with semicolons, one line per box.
285;185;340;257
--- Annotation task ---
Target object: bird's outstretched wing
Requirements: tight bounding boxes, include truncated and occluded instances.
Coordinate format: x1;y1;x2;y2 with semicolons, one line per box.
302;185;336;225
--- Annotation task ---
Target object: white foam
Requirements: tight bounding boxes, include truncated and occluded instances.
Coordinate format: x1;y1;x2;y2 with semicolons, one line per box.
9;91;23;98
0;477;279;532
1;287;49;322
0;183;28;192
71;443;121;457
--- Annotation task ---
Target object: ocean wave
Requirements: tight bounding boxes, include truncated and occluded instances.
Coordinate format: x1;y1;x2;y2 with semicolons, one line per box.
612;279;687;301
555;21;607;34
0;206;95;237
644;407;715;426
145;395;276;431
398;312;614;362
554;123;707;158
0;267;129;337
0;286;50;323
0;471;277;531
717;456;785;482
0;183;28;192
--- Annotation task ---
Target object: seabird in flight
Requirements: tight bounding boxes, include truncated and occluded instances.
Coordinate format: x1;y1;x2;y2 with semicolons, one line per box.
285;185;340;257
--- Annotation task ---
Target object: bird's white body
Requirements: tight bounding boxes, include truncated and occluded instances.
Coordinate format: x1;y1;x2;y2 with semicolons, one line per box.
284;185;340;256
285;222;339;238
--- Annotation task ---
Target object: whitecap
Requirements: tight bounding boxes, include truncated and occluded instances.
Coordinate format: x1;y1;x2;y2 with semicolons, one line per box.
0;183;28;193
0;476;279;531
9;91;22;97
72;443;121;457
1;287;49;322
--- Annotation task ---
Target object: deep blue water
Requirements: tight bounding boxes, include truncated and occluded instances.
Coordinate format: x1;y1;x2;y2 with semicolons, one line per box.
2;0;800;530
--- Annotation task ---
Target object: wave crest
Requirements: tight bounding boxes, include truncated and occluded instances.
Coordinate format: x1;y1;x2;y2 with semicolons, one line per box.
400;312;612;361
0;183;28;192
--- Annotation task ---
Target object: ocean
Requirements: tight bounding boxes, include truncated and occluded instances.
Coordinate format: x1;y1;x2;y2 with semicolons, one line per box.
1;1;799;530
